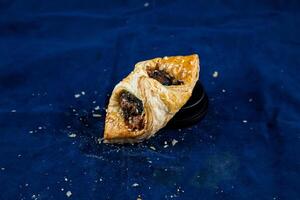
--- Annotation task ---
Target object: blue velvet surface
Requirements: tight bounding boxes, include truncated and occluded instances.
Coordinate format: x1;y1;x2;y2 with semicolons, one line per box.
0;0;299;199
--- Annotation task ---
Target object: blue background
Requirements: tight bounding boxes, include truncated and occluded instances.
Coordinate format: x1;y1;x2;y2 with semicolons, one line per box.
0;0;299;199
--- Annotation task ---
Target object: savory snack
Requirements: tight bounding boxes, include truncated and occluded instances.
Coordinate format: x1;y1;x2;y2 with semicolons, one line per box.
104;54;200;143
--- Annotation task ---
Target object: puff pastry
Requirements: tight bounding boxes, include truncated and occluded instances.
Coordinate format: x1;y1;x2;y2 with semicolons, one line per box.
104;54;200;143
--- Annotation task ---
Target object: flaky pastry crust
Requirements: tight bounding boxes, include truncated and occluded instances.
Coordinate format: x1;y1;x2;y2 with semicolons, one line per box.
104;54;200;143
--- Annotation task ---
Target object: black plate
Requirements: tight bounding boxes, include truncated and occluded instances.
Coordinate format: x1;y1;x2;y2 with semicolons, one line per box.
167;81;209;128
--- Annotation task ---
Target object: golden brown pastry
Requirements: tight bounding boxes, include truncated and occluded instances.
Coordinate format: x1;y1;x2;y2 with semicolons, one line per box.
104;54;200;143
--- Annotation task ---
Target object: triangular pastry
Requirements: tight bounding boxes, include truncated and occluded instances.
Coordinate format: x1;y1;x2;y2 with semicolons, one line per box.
104;54;200;143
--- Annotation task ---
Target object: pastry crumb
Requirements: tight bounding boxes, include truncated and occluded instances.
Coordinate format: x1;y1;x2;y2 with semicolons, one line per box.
164;145;169;148
132;183;139;187
74;94;81;98
172;139;178;146
94;106;100;110
149;146;156;151
81;91;85;95
66;191;72;197
144;2;149;7
242;120;248;123
97;138;103;144
212;71;219;78
248;98;253;102
222;89;226;93
68;133;77;138
11;109;16;112
92;114;102;118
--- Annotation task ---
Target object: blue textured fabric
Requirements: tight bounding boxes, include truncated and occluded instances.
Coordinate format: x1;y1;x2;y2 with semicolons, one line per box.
0;0;299;199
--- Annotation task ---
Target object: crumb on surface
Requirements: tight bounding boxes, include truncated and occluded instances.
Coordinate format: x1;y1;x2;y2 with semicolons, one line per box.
68;133;77;138
132;183;139;187
66;191;72;197
92;114;102;118
97;138;103;144
144;2;149;7
149;146;156;151
74;94;81;98
212;71;219;78
172;139;178;146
